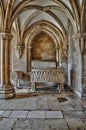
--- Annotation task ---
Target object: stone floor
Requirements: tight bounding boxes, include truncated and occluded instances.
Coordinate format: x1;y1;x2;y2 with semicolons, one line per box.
0;89;86;130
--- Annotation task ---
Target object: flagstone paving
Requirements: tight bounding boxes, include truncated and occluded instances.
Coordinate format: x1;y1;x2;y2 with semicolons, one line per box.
0;90;86;130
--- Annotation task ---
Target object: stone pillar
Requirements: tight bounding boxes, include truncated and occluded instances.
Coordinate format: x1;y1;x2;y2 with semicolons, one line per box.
80;34;86;53
59;46;62;67
0;33;15;99
28;46;32;72
0;35;5;86
55;47;59;67
72;33;84;97
80;33;86;96
80;38;84;52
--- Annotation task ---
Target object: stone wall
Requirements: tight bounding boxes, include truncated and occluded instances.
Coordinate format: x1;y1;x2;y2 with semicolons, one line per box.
83;52;86;87
0;25;82;97
0;40;1;83
67;22;82;97
0;23;82;96
32;32;56;61
68;22;74;87
73;48;82;96
9;31;68;88
82;48;86;93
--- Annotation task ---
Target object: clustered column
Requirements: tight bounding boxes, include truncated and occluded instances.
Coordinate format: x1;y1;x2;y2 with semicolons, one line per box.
0;33;15;99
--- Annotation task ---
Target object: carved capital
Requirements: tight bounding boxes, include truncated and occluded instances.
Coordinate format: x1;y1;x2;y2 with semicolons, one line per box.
0;32;13;40
72;33;86;52
15;44;24;59
72;33;86;40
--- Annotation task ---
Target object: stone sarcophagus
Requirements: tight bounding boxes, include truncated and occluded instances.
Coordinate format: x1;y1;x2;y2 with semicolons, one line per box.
30;68;65;92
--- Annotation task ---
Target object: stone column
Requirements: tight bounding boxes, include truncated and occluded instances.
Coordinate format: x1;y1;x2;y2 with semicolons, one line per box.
80;34;86;53
72;33;83;97
80;34;86;96
0;33;15;99
0;34;5;86
80;38;84;52
28;46;32;72
59;46;62;67
55;47;59;67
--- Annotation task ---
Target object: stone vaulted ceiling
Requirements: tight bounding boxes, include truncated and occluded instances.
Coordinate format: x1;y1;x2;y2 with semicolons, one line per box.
0;0;86;47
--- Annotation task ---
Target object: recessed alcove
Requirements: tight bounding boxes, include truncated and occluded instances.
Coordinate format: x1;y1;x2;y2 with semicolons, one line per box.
32;32;56;61
31;31;58;89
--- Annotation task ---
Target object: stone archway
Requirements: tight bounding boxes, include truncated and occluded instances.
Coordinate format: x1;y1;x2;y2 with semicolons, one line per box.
25;21;63;72
27;29;59;72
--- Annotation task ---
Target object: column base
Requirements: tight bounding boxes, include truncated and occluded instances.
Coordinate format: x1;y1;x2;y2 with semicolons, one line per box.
0;83;15;99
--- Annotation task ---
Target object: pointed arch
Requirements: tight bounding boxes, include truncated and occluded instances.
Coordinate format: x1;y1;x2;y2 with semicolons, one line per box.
69;0;80;31
81;0;86;32
4;0;15;32
23;20;64;48
11;0;76;32
21;10;67;41
0;0;4;31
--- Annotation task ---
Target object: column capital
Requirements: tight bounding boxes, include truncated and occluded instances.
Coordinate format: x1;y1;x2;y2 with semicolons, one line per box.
0;32;13;40
72;33;86;40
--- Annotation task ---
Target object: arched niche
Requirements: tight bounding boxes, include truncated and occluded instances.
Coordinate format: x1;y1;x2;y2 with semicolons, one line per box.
25;21;63;72
27;30;59;72
31;31;56;61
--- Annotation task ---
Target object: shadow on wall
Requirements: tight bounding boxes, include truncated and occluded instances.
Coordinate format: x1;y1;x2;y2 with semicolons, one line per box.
70;68;76;88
